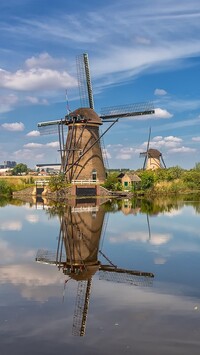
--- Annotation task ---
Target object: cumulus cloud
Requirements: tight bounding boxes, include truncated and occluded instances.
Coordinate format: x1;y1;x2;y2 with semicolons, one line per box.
164;136;182;143
143;135;183;150
25;52;66;69
127;107;173;120
23;143;43;148
46;141;59;148
26;130;40;137
1;122;25;131
154;108;173;119
0;68;76;91
23;141;59;149
154;88;167;96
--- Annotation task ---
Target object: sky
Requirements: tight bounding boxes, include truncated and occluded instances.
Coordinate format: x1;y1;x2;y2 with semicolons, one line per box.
0;0;200;170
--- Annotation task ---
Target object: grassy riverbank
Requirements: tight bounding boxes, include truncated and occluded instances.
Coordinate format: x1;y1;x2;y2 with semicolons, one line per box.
1;167;200;198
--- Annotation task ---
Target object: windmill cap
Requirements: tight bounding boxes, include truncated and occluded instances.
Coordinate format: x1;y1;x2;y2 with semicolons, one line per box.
68;108;102;125
148;148;161;158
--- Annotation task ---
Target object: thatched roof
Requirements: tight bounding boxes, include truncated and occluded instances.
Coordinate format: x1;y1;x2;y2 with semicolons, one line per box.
148;148;161;158
69;108;102;125
118;172;141;182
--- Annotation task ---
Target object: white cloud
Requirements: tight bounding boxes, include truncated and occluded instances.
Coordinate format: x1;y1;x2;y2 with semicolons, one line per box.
23;143;43;148
154;88;167;96
0;68;76;91
1;122;25;131
46;141;59;148
144;135;183;150
164;136;182;143
154;108;173;119
25;52;66;69
23;141;59;149
26;130;40;137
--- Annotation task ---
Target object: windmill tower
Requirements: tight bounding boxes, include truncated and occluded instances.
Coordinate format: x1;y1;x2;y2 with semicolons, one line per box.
38;53;155;184
36;200;154;336
140;128;166;170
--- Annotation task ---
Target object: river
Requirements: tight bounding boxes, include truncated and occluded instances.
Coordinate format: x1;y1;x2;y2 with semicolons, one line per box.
0;195;200;354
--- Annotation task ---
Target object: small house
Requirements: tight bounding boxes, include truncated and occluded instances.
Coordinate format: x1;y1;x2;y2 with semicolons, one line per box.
118;172;141;190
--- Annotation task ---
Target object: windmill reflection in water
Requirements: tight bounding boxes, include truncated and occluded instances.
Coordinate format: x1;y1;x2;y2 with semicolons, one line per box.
36;200;154;336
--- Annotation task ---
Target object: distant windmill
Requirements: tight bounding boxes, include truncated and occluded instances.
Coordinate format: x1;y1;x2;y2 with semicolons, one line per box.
38;53;155;183
36;202;154;336
140;127;166;170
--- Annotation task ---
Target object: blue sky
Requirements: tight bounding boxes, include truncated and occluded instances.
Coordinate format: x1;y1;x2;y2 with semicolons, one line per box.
0;0;200;169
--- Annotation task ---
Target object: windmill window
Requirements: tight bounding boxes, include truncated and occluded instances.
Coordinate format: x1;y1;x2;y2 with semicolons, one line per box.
92;169;97;181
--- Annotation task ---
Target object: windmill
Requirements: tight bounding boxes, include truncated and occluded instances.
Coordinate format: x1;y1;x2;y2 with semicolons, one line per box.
36;201;154;336
140;127;166;170
38;53;155;184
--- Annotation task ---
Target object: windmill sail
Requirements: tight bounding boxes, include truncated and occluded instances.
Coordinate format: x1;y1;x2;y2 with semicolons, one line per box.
76;53;94;109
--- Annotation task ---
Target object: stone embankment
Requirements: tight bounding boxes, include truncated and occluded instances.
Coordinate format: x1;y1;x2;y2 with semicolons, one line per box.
12;185;116;201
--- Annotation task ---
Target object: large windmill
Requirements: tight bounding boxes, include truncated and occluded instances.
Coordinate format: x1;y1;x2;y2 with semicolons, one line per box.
36;201;154;336
38;53;155;183
140;127;166;170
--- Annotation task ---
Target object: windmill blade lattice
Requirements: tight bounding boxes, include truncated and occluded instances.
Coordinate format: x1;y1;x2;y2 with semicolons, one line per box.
76;53;94;109
100;102;154;121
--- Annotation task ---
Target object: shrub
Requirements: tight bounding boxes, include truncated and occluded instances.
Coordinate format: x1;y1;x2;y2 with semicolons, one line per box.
0;179;12;196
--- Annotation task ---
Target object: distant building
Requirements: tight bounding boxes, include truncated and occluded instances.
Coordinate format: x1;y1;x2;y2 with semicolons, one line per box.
3;161;17;168
35;163;61;174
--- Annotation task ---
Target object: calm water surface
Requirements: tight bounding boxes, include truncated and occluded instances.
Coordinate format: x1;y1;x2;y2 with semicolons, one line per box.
0;197;200;355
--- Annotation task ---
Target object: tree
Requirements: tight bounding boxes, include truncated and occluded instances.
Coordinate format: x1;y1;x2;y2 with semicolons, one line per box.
102;172;121;191
194;162;200;171
139;170;155;190
12;163;28;175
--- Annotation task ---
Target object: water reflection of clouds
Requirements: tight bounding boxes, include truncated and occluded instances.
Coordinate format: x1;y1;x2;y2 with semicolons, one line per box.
0;220;22;231
109;231;172;246
0;263;66;302
0;239;35;264
162;209;182;217
2;277;199;355
25;214;39;223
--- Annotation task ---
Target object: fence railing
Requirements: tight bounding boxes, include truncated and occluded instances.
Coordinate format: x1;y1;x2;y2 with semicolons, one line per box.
35;180;49;186
71;179;99;185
